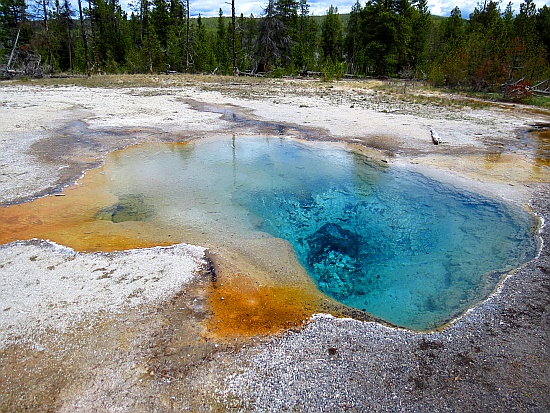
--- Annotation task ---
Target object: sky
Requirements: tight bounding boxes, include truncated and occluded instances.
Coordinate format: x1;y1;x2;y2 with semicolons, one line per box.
111;0;550;18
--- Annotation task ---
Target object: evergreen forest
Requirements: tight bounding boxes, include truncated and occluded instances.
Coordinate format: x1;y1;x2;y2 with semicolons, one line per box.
1;0;549;93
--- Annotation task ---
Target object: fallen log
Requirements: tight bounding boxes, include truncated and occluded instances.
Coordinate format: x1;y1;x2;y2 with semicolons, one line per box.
430;129;441;145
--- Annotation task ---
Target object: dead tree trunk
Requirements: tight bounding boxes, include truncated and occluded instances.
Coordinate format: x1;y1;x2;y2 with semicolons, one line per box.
77;0;91;77
64;0;74;72
7;27;21;71
185;0;190;72
41;0;53;72
231;0;237;76
87;0;101;74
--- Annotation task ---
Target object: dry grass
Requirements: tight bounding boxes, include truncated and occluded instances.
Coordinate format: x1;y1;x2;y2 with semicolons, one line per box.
5;74;550;109
7;74;532;112
12;73;266;89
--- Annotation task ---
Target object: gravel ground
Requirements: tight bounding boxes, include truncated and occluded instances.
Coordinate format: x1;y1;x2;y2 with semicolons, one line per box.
0;240;205;349
0;76;548;412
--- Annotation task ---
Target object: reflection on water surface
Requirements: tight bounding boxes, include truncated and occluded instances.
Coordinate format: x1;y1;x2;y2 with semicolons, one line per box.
0;136;539;330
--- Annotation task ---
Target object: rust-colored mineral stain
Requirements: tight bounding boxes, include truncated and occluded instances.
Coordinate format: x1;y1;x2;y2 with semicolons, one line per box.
0;167;170;252
0;153;328;339
206;273;321;338
536;129;550;167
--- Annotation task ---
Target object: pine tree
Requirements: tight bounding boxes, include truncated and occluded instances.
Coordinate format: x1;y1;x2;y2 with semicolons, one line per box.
293;0;317;72
85;0;129;73
537;6;550;65
156;0;186;72
409;0;431;75
214;8;231;73
273;0;296;68
511;0;548;83
274;0;298;40
239;13;258;72
50;0;74;72
33;0;53;71
191;13;214;73
344;1;364;74
151;0;169;50
86;0;101;73
256;0;289;72
76;0;90;76
361;0;400;76
428;6;468;87
467;1;509;90
320;5;343;63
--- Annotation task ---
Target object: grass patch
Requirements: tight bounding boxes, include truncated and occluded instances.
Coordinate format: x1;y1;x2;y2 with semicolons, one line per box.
525;95;550;110
6;73;269;89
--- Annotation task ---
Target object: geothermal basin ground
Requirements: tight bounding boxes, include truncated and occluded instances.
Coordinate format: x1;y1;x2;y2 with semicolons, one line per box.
0;75;549;412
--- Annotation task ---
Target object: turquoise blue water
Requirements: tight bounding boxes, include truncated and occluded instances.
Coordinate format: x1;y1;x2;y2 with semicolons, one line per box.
103;136;539;330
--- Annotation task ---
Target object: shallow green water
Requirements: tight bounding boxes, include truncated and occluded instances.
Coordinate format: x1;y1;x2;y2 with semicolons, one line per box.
102;136;539;330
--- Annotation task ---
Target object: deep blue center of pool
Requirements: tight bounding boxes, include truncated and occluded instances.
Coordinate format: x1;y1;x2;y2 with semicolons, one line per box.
106;136;539;330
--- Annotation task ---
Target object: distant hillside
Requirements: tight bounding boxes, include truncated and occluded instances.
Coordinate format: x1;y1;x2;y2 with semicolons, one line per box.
195;12;447;33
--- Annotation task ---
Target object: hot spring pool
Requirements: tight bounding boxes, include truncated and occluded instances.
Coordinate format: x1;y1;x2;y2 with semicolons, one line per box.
1;135;536;330
89;135;538;330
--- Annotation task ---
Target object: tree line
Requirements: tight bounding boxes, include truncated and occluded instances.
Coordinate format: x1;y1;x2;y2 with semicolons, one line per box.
1;0;549;92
